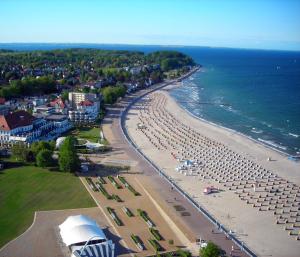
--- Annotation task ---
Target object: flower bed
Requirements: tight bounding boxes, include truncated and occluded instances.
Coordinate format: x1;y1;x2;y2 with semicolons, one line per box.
148;239;163;251
112;194;122;202
137;209;155;227
131;234;143;250
106;207;123;226
97;176;106;184
122;206;134;217
96;182;112;199
150;228;162;240
108;175;122;189
85;177;97;191
118;176;140;196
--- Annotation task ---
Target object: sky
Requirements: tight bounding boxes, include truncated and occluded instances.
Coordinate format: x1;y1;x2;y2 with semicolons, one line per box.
0;0;300;51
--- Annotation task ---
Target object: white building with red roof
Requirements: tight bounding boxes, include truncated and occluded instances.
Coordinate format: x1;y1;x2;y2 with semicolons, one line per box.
68;92;100;123
0;110;72;144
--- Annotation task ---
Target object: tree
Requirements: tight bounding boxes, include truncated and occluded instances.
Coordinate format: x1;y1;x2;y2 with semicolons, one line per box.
11;143;30;162
30;141;54;157
58;136;80;172
61;91;69;101
199;241;221;257
36;149;54;167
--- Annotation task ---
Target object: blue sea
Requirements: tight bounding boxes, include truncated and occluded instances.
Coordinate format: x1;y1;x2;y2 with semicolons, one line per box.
1;43;300;155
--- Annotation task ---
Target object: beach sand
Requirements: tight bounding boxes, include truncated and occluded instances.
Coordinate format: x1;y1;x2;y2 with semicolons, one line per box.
125;84;300;257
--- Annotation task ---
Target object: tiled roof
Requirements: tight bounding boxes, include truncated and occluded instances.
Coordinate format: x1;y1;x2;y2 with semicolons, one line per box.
0;110;35;131
50;98;65;109
79;100;94;106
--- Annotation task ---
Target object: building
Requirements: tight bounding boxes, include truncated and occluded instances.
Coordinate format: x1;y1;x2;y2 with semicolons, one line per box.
68;92;98;109
68;92;100;123
59;215;115;257
33;105;56;115
0;111;72;144
50;97;68;114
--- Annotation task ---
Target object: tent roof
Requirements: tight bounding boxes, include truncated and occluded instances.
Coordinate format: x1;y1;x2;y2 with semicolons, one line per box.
59;215;106;246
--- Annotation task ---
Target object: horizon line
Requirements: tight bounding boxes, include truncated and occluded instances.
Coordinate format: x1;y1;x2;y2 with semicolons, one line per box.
0;42;300;53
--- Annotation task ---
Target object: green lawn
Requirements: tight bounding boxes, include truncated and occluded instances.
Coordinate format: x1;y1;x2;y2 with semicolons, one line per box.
0;165;96;247
68;127;100;143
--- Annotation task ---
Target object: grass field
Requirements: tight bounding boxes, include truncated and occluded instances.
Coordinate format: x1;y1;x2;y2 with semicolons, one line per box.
0;165;96;248
67;127;100;143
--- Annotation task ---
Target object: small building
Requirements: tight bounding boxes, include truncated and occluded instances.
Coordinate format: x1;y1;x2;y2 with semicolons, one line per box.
50;97;68;114
33;105;55;115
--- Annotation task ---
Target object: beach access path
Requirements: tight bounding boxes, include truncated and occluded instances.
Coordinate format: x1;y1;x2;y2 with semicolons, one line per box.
101;69;249;257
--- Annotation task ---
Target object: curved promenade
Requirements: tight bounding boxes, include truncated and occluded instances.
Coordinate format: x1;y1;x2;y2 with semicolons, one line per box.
119;71;256;257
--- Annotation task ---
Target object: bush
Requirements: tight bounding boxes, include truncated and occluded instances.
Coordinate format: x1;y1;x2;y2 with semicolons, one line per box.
108;175;122;189
199;241;220;257
36;149;54;167
118;176;140;196
168;239;174;245
150;228;162;241
96;182;112;199
112;194;122;202
148;239;163;251
106;207;123;226
123;207;134;217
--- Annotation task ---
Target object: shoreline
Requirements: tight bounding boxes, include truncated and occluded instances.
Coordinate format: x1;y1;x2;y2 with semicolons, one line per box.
124;79;300;256
172;71;297;159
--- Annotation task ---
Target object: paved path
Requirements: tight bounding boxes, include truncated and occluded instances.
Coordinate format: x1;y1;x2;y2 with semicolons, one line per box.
101;75;250;257
0;208;121;257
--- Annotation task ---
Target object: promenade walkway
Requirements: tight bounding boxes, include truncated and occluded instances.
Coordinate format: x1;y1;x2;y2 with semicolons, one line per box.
101;69;251;257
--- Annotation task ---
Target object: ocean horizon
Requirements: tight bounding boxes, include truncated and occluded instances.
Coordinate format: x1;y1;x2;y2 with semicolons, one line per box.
1;43;300;156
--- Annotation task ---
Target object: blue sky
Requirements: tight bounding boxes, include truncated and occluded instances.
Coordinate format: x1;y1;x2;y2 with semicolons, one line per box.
1;0;300;50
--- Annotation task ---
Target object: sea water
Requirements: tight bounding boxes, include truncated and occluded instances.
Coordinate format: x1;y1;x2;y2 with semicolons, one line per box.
169;48;300;156
1;44;299;155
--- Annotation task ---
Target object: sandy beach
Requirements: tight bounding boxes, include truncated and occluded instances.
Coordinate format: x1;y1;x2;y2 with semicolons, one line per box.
124;83;300;257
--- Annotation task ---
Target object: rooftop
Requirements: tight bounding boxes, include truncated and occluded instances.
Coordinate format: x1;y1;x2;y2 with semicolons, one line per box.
0;111;35;131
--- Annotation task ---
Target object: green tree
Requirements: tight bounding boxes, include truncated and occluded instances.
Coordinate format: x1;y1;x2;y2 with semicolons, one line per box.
36;149;54;167
61;91;69;101
30;141;54;157
199;241;221;257
58;136;80;172
101;85;126;105
11;143;30;162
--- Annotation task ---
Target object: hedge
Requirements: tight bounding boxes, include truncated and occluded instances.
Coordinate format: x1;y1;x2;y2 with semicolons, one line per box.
106;207;123;226
118;176;140;196
131;234;143;250
108;175;122;189
97;176;106;184
86;177;97;191
112;194;122;202
148;239;163;251
150;228;162;240
96;182;112;199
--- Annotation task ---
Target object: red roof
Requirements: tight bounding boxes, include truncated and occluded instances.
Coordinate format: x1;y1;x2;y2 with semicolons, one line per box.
79;100;94;106
0;111;36;131
0;98;6;105
50;98;65;109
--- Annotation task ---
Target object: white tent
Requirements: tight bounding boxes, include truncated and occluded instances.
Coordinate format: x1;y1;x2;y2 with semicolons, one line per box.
56;137;66;149
59;215;106;247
